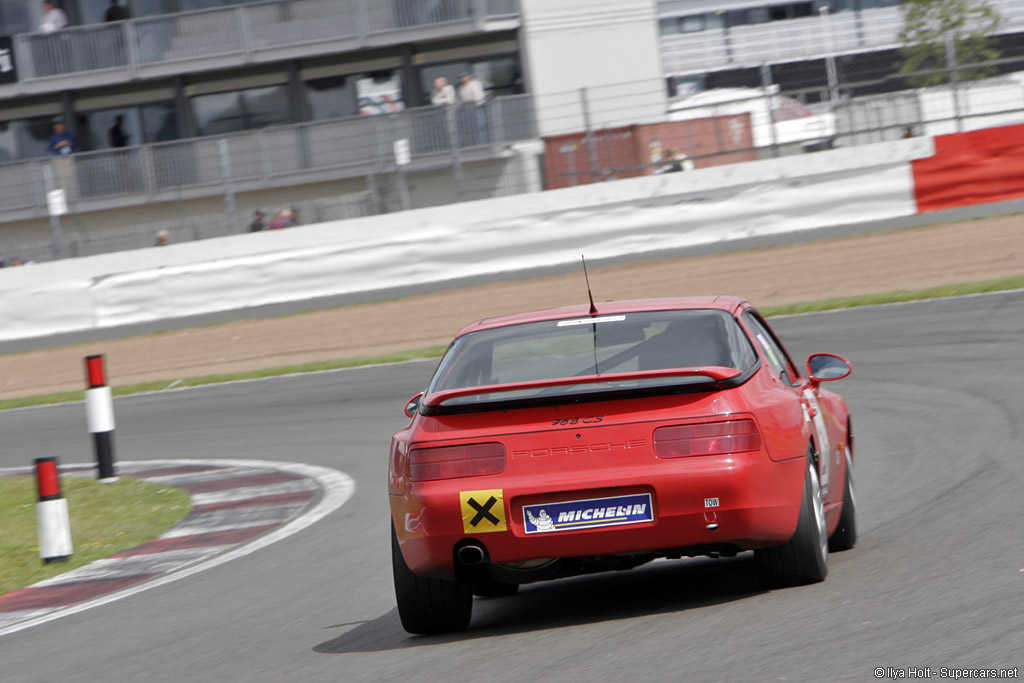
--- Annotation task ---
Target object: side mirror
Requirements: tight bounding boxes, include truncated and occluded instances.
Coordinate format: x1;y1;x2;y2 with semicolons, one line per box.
404;392;424;418
807;353;851;383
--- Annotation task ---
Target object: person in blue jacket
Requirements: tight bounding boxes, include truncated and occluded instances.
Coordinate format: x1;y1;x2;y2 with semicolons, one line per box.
47;121;76;156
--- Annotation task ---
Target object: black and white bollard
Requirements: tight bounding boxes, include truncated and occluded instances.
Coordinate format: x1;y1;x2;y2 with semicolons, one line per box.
85;354;118;482
35;457;73;564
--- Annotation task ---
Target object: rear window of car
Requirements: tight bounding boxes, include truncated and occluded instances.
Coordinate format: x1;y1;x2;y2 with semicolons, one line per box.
426;309;758;406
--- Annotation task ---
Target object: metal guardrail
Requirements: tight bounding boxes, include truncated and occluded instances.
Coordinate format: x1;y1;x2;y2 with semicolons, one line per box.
661;0;1024;75
0;94;536;217
12;0;520;82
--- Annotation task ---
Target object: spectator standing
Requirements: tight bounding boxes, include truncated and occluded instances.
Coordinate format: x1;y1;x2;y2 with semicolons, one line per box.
47;121;76;155
249;209;266;232
39;1;67;33
457;72;487;145
430;77;456;106
104;0;130;22
108;115;129;148
284;207;302;228
266;208;292;230
155;229;170;246
457;73;485;106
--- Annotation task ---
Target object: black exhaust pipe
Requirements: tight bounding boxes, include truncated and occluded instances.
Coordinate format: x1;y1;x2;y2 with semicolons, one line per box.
457;544;486;566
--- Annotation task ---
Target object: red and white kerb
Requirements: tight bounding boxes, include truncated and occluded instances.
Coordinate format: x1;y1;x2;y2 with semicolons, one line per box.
85;354;118;481
35;457;73;563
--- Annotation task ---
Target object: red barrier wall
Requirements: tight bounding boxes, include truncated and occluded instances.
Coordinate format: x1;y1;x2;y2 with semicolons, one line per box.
912;123;1024;212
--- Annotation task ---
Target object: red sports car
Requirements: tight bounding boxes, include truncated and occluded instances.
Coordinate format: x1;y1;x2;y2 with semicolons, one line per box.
388;296;856;634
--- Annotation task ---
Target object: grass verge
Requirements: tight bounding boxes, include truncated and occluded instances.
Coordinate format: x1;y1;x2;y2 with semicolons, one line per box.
1;274;1022;412
0;475;191;596
759;275;1024;317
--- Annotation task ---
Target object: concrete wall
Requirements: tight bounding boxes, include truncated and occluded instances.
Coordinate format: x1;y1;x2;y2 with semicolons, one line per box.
520;0;668;137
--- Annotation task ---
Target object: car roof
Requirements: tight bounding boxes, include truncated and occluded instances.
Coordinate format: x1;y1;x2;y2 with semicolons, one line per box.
456;296;750;337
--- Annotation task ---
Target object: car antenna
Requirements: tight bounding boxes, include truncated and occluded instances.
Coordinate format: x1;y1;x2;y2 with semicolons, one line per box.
582;255;598;316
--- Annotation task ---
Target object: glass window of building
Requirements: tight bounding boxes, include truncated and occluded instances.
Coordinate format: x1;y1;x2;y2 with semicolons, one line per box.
471;56;521;97
140;101;179;142
17;115;60;159
78;0;131;25
680;15;704;33
356;72;404;116
305;75;357;121
192;85;290;136
420;55;521;103
658;18;679;35
706;12;726;30
131;0;175;18
77;107;142;151
0;121;19;162
177;0;250;11
745;8;770;24
0;2;39;36
791;2;814;17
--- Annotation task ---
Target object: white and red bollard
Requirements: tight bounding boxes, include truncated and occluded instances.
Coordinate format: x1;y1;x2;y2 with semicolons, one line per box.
85;354;118;482
35;457;73;564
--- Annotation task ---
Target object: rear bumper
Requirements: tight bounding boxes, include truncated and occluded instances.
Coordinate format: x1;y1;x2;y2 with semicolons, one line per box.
391;452;805;578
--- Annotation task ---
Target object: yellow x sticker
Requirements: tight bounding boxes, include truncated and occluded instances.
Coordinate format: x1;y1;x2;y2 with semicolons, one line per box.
460;489;507;533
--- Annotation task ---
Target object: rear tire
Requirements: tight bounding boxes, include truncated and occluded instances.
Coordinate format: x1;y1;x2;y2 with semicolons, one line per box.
391;525;472;634
756;449;829;587
828;448;857;552
472;577;519;598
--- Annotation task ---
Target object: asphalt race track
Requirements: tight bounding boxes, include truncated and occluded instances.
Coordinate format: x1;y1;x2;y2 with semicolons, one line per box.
0;291;1021;682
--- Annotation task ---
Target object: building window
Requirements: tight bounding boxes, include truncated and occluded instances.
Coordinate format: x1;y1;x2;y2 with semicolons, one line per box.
0;3;39;36
16;115;60;159
0;121;18;162
744;8;770;25
192;85;291;136
177;0;251;11
141;102;179;142
419;55;521;104
680;15;704;33
77;107;142;151
69;102;177;150
306;75;357;121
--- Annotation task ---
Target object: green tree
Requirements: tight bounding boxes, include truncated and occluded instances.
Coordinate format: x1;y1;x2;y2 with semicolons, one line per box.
898;0;1003;87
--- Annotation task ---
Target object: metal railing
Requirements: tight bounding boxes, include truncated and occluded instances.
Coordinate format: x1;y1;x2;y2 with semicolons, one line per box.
0;190;380;264
0;94;535;216
660;0;1024;76
12;0;520;83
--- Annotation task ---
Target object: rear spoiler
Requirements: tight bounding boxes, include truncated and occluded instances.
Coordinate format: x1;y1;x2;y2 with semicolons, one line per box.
421;366;742;409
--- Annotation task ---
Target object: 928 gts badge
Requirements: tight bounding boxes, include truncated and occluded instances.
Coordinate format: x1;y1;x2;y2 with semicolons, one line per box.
552;416;604;426
460;489;507;533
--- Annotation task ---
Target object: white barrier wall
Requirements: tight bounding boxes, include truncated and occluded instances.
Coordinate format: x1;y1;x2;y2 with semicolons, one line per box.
0;137;934;343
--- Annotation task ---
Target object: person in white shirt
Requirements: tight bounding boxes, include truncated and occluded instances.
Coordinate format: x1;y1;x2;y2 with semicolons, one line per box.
39;1;68;33
430;77;456;106
457;73;485;106
456;73;488;145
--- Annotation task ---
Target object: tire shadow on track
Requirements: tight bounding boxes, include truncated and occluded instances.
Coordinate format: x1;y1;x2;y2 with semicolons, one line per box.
314;554;764;652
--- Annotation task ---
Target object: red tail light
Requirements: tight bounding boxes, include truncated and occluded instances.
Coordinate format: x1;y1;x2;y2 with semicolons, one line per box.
409;443;506;481
654;419;761;458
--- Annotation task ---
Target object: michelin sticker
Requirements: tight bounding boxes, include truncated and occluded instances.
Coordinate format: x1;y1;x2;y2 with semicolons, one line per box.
523;493;653;534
